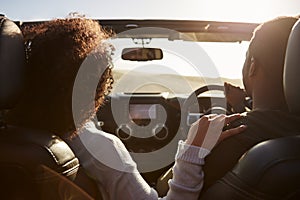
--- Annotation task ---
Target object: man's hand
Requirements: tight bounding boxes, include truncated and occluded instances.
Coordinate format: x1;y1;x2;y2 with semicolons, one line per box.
185;114;246;150
224;82;247;113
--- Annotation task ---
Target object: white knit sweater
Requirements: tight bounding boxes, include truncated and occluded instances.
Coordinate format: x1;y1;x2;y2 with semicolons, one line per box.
69;121;209;200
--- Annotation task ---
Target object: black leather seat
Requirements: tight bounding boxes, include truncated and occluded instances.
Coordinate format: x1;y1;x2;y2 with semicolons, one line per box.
200;136;300;199
200;19;300;200
0;16;81;200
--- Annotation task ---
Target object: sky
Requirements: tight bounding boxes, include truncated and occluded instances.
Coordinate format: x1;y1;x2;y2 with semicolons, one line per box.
2;0;299;79
2;0;300;22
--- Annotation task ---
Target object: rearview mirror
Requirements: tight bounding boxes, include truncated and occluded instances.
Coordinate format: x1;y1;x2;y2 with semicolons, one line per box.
122;47;163;61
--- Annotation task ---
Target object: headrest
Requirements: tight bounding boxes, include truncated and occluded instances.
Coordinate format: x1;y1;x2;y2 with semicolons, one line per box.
0;16;25;109
284;19;300;114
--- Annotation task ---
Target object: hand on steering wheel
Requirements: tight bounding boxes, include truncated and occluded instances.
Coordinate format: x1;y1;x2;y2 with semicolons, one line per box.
224;82;247;113
183;84;232;116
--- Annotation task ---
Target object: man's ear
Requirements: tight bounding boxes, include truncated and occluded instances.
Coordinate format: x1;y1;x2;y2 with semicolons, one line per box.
249;57;257;77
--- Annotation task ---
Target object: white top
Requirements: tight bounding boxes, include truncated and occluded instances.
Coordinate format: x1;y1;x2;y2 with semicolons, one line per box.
69;121;209;200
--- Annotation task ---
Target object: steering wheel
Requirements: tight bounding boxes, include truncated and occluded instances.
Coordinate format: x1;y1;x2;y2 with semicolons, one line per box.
180;84;232;136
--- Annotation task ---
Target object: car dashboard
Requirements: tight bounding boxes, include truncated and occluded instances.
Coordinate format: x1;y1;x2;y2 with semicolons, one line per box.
98;91;226;150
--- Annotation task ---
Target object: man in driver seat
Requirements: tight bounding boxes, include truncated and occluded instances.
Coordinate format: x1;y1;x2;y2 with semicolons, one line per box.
158;16;300;197
201;16;300;192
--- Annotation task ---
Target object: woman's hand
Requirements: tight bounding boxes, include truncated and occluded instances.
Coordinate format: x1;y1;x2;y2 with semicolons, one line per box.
185;114;246;150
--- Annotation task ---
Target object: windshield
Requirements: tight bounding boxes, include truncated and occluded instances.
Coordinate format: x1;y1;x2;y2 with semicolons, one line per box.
2;0;298;95
110;38;247;94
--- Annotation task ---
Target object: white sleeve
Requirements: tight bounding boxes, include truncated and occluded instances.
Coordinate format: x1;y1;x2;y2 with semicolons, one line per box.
70;122;208;200
162;141;209;200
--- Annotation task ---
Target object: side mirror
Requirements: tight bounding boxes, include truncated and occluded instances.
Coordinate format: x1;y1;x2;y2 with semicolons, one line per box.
122;47;163;61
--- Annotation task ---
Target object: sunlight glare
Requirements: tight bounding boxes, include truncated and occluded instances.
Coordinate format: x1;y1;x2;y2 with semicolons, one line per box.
195;0;300;22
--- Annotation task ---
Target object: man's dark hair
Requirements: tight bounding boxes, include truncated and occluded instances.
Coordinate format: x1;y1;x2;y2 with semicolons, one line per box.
248;16;298;81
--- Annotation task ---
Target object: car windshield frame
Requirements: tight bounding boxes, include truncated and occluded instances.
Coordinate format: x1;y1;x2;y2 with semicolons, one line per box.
20;19;258;95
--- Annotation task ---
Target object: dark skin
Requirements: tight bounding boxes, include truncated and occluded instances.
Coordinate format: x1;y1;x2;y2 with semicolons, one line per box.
224;82;247;113
242;52;288;111
225;50;288;113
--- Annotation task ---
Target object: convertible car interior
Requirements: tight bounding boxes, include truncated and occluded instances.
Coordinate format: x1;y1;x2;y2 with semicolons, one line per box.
0;12;300;199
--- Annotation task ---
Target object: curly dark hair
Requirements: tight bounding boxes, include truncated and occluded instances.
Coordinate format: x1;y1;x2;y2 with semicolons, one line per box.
7;17;114;137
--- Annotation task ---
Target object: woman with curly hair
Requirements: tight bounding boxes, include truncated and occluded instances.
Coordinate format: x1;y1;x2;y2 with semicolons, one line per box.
6;17;244;200
6;18;113;135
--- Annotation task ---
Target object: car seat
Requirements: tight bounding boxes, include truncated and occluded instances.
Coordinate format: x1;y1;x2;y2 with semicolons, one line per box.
200;19;300;200
0;15;81;200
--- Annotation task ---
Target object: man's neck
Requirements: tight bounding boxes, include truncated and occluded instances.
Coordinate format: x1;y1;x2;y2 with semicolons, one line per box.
252;89;288;111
